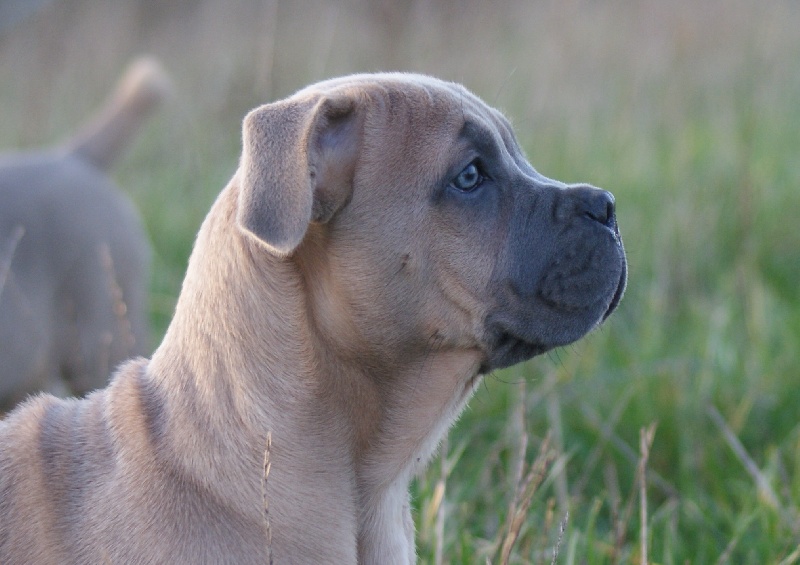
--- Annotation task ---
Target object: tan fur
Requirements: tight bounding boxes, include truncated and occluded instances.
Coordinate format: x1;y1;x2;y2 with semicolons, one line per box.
0;57;170;410
0;73;626;564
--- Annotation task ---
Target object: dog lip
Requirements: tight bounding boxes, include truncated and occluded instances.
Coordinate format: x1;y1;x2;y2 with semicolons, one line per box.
481;325;549;372
601;249;627;322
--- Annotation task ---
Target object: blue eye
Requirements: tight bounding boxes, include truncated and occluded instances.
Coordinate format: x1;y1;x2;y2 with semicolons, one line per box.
451;162;484;192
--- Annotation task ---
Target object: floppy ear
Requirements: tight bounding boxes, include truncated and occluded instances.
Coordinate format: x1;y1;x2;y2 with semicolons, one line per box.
238;93;361;255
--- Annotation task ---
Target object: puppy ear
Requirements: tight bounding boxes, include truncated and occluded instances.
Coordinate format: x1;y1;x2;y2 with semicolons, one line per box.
238;94;361;255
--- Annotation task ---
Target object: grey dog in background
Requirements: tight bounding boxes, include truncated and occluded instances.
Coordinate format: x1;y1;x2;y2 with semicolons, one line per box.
0;57;170;410
0;73;625;563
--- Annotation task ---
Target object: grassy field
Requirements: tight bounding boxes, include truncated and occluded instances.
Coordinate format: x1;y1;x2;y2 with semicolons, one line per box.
2;0;799;562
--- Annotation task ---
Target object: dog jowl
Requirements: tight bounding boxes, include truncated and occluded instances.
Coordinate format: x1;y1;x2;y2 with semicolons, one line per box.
481;179;626;371
0;73;625;565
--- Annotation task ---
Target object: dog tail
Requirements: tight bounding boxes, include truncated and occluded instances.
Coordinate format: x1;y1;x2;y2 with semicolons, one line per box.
64;56;172;170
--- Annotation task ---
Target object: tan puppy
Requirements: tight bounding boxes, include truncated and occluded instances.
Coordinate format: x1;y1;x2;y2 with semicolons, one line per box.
0;74;626;564
0;58;169;410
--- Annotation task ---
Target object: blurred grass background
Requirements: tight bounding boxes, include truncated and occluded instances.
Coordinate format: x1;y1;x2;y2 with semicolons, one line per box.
2;0;799;562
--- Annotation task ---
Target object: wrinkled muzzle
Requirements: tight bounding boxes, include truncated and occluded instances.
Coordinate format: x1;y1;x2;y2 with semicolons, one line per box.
484;183;626;371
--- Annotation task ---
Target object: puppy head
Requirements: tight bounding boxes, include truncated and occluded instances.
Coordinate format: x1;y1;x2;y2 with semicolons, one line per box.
236;74;626;372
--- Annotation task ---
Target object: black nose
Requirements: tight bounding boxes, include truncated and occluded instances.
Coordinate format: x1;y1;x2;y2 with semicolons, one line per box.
560;185;616;228
552;185;618;229
583;189;616;227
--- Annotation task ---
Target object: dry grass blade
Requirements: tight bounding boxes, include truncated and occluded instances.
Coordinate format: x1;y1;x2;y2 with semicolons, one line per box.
573;387;635;499
714;513;758;565
550;510;569;565
509;380;528;499
606;460;624;565
580;400;677;498
540;497;556;557
708;404;800;530
545;369;569;513
777;543;800;565
639;424;657;565
707;404;778;507
611;423;656;564
0;225;25;298
262;431;273;565
498;433;555;565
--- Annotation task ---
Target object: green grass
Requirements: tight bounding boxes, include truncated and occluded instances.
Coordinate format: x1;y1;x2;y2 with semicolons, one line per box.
2;0;800;562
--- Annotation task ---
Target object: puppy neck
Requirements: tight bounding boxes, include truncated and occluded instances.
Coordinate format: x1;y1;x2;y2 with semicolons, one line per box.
149;180;319;427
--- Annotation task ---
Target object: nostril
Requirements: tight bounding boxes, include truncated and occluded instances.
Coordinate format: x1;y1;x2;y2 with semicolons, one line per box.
583;190;616;227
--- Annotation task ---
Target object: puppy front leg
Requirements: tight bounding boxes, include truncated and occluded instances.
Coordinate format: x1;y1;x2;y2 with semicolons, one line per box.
358;480;415;565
